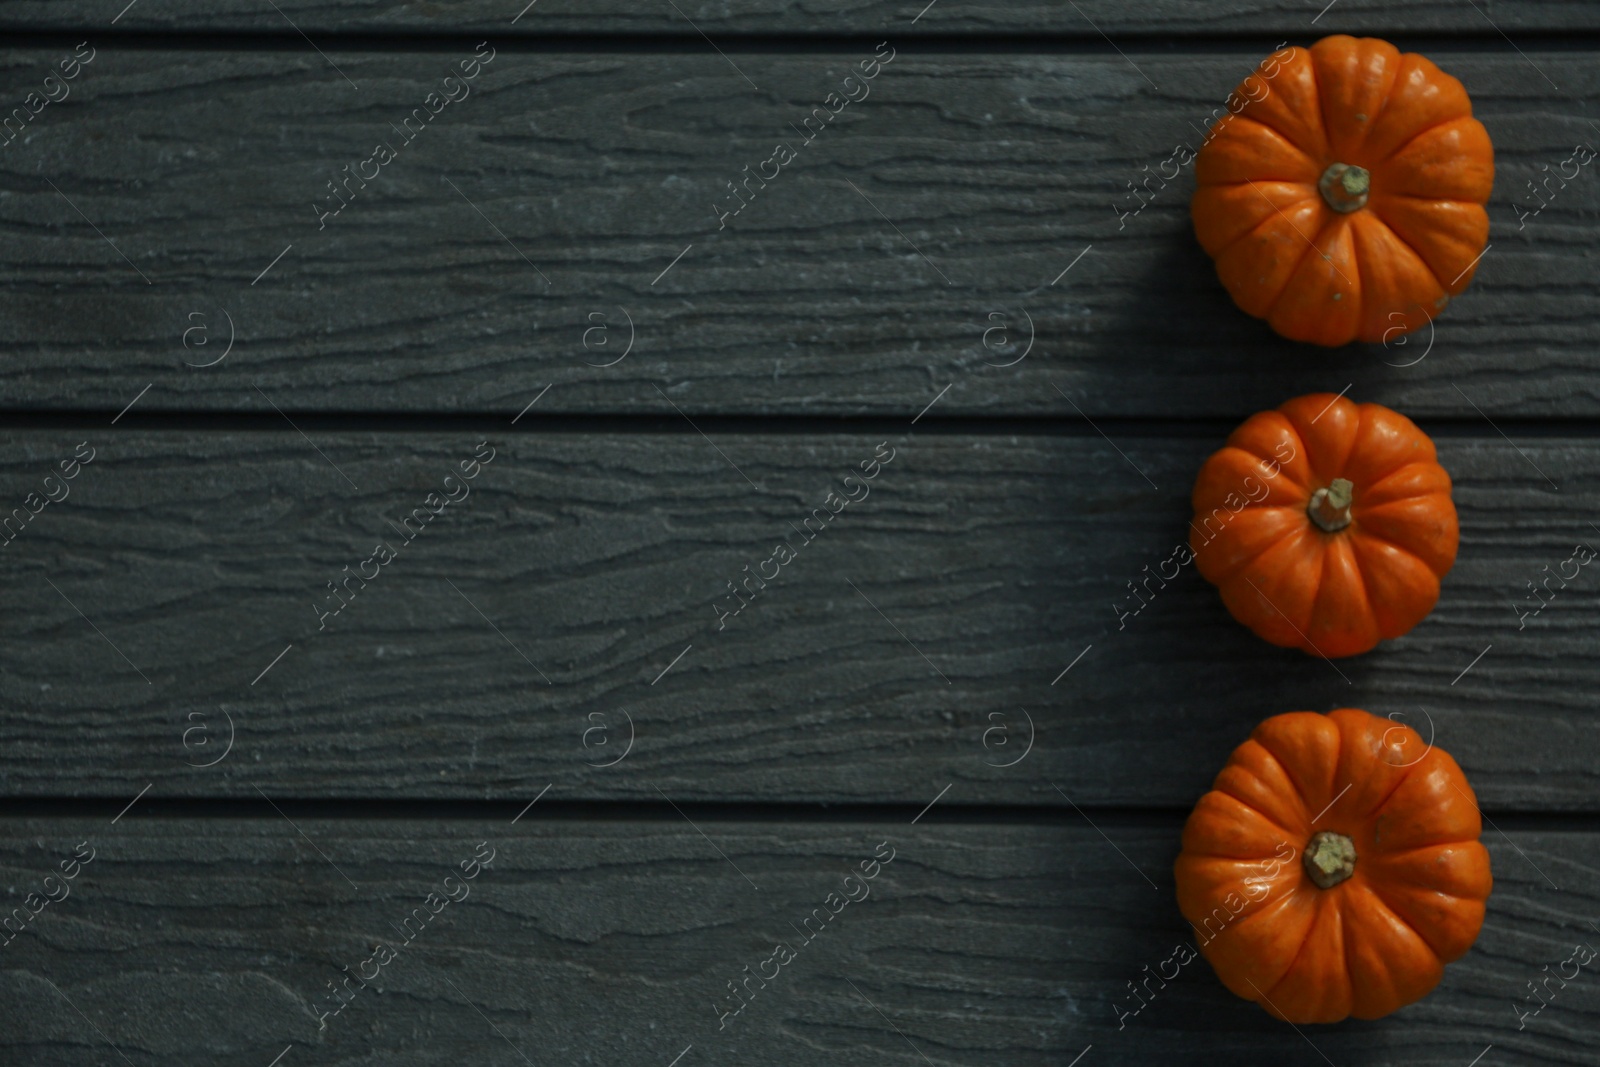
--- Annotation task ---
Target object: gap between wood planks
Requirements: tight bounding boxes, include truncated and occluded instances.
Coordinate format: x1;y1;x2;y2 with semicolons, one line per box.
2;29;1600;53
8;410;1600;437
3;796;1598;829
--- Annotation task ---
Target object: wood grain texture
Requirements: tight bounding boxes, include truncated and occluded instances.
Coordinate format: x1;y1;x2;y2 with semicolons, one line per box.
2;429;1596;808
2;0;1598;35
0;817;1595;1066
0;49;1596;417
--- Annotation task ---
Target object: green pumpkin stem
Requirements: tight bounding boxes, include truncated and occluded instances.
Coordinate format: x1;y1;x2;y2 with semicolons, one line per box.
1319;163;1371;213
1308;477;1354;533
1303;830;1357;889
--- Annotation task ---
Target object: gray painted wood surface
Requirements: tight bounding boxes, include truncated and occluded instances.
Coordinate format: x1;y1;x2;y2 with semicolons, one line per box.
0;50;1595;417
2;430;1595;808
1;818;1595;1067
3;0;1598;35
3;10;1598;1065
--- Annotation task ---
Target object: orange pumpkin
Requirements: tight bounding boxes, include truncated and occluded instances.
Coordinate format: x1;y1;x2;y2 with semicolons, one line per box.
1191;392;1457;658
1192;35;1494;347
1175;708;1491;1022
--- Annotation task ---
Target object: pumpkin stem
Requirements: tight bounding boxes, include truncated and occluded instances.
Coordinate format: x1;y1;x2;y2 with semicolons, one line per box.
1319;163;1370;213
1303;830;1357;889
1307;477;1354;533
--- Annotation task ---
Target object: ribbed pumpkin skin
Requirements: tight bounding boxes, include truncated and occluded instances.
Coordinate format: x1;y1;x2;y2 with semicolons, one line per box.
1192;35;1494;346
1190;393;1457;658
1175;708;1492;1023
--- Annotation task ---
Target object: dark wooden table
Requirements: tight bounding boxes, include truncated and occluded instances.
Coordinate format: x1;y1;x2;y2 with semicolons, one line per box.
1;3;1596;1064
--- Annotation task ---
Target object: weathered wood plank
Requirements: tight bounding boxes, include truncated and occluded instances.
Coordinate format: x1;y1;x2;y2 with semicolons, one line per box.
2;0;1597;35
0;818;1594;1066
1;50;1596;417
1;429;1596;808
